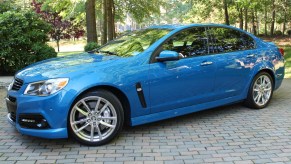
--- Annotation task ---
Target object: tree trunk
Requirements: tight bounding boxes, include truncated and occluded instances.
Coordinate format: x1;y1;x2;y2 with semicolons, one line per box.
85;0;97;43
112;1;116;38
101;0;107;45
256;10;259;35
252;10;256;35
57;40;60;52
223;0;230;25
282;0;288;35
270;0;275;36
264;2;268;36
239;8;244;30
107;0;113;41
244;8;248;31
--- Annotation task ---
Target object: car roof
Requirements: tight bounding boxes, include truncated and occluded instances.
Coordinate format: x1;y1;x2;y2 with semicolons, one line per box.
148;23;238;30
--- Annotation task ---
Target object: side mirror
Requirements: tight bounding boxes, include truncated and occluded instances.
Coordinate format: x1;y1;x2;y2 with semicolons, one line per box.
156;50;179;62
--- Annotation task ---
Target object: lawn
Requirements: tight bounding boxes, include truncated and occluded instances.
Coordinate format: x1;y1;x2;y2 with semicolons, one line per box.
283;46;291;78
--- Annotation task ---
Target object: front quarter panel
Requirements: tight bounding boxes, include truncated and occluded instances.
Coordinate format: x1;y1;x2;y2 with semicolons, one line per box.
63;56;151;120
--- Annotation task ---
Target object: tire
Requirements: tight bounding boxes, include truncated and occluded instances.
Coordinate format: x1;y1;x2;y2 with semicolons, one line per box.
245;72;274;109
68;90;124;146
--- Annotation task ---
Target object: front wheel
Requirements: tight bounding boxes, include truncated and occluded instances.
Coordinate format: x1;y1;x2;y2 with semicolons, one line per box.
245;72;273;109
68;90;124;146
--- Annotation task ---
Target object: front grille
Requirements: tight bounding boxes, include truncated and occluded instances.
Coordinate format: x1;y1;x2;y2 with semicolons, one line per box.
11;78;23;91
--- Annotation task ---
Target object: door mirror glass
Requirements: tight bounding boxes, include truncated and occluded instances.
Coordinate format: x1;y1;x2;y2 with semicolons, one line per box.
156;50;179;62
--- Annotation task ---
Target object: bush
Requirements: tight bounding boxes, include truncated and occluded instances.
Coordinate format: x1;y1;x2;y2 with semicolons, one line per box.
274;30;283;36
287;30;291;36
0;11;57;75
84;42;100;52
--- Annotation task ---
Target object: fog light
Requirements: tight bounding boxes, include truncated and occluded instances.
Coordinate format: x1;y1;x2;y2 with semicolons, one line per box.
19;114;50;129
36;119;48;128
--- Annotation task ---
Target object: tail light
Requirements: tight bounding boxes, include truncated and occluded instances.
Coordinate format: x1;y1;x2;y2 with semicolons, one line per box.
279;48;284;56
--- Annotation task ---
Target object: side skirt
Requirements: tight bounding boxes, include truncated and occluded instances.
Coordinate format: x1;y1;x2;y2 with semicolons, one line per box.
130;95;244;126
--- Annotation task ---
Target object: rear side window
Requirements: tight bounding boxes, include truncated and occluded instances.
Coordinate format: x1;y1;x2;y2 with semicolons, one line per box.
207;27;255;54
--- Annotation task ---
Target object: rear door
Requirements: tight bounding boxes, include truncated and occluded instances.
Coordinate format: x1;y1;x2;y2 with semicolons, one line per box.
207;27;257;99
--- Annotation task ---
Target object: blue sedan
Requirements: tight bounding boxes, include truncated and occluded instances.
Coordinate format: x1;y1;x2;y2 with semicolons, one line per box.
6;24;285;145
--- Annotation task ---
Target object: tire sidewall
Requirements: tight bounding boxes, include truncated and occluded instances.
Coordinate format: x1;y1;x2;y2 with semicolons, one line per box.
68;90;124;146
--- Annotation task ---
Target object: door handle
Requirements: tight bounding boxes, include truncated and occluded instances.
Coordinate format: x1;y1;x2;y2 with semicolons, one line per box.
200;61;213;66
247;54;255;58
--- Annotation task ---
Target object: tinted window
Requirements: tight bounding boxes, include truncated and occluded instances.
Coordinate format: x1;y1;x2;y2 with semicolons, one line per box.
161;27;208;58
99;29;171;57
207;27;255;54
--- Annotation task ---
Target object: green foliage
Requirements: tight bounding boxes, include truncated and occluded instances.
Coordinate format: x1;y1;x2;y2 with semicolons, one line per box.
0;11;57;75
287;30;291;36
283;46;291;78
0;0;20;13
84;42;100;52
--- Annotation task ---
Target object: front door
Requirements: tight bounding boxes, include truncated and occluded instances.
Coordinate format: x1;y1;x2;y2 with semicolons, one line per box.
149;27;216;113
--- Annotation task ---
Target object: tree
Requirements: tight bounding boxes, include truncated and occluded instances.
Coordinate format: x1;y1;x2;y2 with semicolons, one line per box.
101;0;107;44
270;0;276;36
223;0;230;25
85;0;98;43
0;11;56;75
31;0;84;52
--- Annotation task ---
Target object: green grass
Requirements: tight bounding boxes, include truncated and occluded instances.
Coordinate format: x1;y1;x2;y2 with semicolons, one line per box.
283;46;291;78
57;51;83;57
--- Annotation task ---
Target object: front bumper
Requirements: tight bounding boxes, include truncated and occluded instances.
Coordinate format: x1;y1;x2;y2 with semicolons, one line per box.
6;88;74;139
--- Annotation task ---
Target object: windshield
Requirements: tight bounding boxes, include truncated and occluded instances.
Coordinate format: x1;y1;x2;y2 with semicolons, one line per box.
98;28;171;57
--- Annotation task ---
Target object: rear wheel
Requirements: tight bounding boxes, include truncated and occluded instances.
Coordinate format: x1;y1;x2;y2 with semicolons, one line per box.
68;90;124;146
245;72;273;109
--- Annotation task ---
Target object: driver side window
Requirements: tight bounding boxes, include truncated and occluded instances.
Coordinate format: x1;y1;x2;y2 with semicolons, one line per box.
162;27;208;58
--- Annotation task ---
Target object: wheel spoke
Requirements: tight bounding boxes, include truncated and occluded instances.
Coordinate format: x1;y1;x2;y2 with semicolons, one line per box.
75;123;90;133
99;120;115;128
101;117;117;120
253;88;259;92
90;124;95;141
260;76;264;85
96;124;102;140
94;98;101;112
257;94;262;103
264;87;271;91
81;100;91;113
254;94;260;102
72;118;87;125
75;106;88;116
261;94;265;104
99;103;109;114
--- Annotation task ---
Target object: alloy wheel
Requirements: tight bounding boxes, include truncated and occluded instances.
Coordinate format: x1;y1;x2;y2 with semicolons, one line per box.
70;96;117;142
252;75;272;107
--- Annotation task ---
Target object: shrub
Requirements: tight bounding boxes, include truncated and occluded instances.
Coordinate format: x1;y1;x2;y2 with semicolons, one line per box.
84;42;100;52
287;30;291;36
274;30;282;36
0;11;57;75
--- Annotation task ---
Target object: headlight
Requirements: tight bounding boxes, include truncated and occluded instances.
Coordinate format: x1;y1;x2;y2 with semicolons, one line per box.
24;78;69;96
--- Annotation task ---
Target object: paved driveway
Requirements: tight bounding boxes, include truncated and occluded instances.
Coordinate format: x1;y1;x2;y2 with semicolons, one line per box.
0;79;291;164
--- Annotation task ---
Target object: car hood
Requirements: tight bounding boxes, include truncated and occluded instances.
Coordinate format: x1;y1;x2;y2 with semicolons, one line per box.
16;53;123;83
